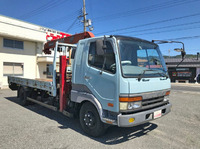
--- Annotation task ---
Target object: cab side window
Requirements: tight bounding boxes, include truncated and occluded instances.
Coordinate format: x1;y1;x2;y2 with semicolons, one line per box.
88;41;116;74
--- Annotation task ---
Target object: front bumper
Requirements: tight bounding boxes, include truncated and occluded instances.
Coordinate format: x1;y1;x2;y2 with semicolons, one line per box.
117;103;172;127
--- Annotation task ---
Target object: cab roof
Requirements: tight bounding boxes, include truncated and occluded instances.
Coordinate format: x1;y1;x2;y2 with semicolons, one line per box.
113;35;158;46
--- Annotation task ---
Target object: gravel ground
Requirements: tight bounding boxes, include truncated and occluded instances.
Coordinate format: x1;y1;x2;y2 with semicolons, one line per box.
0;85;200;149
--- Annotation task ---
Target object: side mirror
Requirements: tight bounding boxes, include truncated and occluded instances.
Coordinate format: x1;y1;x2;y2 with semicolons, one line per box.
96;38;107;55
103;35;107;50
181;51;186;59
174;48;186;59
174;48;183;52
96;39;106;55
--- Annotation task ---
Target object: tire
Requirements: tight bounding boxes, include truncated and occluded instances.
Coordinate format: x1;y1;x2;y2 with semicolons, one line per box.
18;87;29;106
79;102;106;137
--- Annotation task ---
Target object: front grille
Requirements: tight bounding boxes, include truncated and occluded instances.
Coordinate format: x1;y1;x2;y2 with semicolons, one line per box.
142;96;164;107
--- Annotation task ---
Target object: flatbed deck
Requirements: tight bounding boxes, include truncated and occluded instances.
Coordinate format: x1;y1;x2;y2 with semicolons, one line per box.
35;78;53;82
8;76;54;94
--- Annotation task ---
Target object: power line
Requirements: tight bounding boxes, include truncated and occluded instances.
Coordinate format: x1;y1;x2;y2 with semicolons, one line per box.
42;9;81;27
132;25;200;36
164;35;200;41
51;17;82;33
93;0;200;22
47;15;80;28
48;8;82;31
42;9;80;25
95;12;200;35
117;20;200;35
94;0;178;21
19;0;70;19
19;0;58;19
66;18;79;32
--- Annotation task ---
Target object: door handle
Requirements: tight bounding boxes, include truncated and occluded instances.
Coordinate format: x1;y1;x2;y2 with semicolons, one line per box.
160;78;167;80
84;76;91;80
142;79;150;82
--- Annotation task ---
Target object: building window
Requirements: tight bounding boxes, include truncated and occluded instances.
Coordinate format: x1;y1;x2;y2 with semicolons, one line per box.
3;38;24;49
3;62;24;76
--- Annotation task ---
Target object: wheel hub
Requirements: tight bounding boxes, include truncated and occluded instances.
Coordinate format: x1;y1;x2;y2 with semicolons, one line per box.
84;112;95;127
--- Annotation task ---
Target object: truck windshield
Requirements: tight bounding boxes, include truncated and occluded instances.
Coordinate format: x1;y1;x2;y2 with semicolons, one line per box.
118;39;167;78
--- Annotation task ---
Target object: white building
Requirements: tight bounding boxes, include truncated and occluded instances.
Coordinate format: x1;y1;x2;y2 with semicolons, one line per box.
0;15;71;89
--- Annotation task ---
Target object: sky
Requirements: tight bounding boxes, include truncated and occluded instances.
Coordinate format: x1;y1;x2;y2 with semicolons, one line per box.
0;0;200;56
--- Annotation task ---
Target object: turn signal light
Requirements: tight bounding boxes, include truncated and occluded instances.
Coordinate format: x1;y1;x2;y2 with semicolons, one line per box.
108;103;114;107
119;96;142;102
165;91;170;96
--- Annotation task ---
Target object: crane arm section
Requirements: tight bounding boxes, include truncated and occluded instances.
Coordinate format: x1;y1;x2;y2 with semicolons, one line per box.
43;31;95;54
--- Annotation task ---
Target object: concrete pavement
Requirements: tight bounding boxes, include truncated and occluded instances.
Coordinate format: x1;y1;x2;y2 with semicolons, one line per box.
0;87;200;149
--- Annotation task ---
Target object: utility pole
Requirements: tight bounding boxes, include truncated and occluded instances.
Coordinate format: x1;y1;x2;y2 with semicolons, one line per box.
83;0;86;32
80;0;93;32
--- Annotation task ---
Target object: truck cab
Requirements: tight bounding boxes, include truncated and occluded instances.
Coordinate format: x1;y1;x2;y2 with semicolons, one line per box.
71;35;171;134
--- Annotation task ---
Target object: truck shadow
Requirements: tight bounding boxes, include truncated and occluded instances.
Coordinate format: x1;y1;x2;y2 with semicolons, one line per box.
5;96;158;145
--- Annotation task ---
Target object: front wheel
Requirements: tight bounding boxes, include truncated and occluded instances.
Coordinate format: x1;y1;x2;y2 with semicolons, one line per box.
79;102;106;137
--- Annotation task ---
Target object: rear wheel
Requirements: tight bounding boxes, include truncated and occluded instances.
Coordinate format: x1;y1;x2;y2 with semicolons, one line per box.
18;87;29;106
79;102;106;137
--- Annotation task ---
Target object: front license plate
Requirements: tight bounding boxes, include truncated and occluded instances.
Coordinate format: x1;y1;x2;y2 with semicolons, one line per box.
154;110;162;119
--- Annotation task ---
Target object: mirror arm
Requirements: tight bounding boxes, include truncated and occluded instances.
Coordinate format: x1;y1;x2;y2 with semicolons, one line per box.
152;40;186;59
103;35;106;46
100;35;107;75
100;56;107;75
179;41;186;59
174;41;186;67
176;57;185;68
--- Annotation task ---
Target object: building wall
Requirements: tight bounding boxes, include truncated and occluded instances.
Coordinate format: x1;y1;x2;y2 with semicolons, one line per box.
0;15;70;89
0;15;46;43
0;36;38;88
38;62;49;79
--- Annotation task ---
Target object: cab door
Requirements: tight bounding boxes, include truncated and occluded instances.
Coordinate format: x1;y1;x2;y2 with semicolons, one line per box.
84;39;119;112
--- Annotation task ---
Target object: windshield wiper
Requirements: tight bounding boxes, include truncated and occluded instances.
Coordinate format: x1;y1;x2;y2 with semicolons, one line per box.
138;69;168;81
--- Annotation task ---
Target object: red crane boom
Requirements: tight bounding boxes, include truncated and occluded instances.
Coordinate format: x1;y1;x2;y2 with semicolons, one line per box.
43;31;95;54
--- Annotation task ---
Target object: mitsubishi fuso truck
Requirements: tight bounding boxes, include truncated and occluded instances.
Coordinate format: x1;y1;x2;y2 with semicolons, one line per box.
8;32;183;137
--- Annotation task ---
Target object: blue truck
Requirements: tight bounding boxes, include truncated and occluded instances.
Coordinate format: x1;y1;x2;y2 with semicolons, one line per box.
8;32;175;137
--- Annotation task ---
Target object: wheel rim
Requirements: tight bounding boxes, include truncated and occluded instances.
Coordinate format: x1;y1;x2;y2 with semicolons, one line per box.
83;111;96;128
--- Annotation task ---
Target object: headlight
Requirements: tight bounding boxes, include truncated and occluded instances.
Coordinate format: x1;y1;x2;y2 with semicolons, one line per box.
128;101;142;109
164;95;169;101
120;101;142;111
